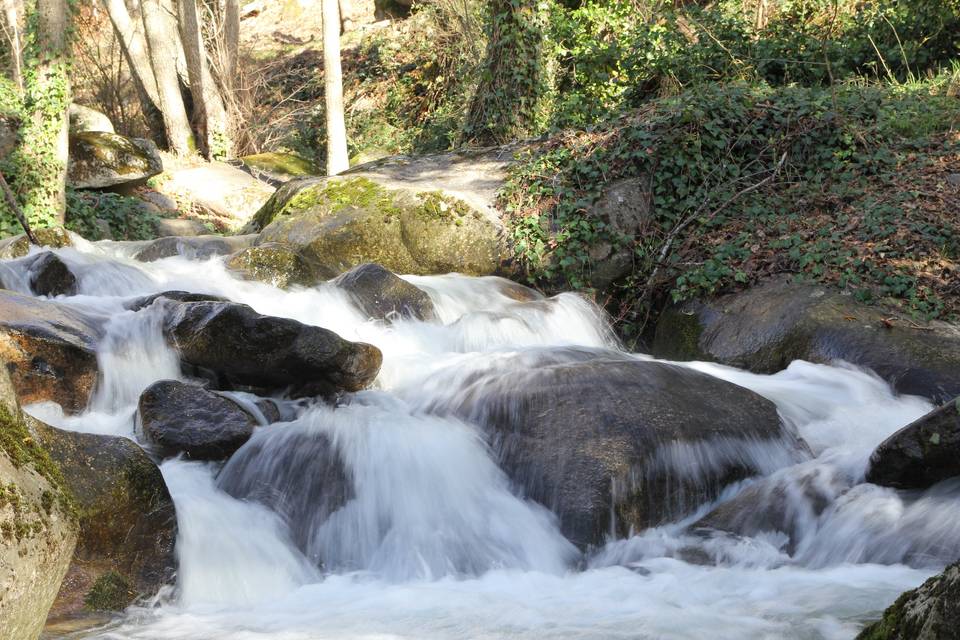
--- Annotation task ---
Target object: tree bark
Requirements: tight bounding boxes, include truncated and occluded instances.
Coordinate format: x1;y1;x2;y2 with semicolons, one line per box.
99;0;166;143
322;0;349;175
223;0;240;89
179;0;230;159
1;0;22;90
339;0;354;33
141;0;194;154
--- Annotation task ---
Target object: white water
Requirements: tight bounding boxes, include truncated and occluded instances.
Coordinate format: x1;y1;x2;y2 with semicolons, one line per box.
12;244;955;639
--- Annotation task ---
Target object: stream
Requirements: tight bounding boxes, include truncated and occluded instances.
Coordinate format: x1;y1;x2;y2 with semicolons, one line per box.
14;240;960;640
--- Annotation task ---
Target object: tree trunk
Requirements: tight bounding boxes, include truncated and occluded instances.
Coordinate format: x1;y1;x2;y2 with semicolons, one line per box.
223;0;240;89
141;0;194;154
179;0;230;159
15;0;71;226
1;0;22;90
322;0;349;175
99;0;166;143
339;0;354;33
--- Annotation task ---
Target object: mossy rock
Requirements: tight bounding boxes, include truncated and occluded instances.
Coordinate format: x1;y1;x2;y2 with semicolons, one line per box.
0;226;75;259
240;152;319;184
225;243;315;289
68;131;163;189
251;177;506;278
857;562;960;639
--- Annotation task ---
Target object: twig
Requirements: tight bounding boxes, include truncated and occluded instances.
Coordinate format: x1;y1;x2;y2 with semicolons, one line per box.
0;169;37;244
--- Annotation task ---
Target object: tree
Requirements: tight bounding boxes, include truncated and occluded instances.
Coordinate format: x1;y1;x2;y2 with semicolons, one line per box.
1;0;23;90
178;0;229;159
322;0;348;174
223;0;240;89
141;0;193;154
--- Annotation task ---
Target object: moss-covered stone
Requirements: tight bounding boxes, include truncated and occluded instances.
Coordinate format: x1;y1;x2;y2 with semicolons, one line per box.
83;571;134;611
240;152;319;183
68;131;163;189
0;226;74;259
225;243;315;288
856;562;960;639
251;177;506;278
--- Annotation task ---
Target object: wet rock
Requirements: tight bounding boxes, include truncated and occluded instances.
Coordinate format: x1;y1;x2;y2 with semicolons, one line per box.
0;290;103;412
653;277;960;403
0;367;77;640
32;420;177;618
225;243;314;289
124;290;229;313
162;300;382;396
68;104;114;134
0;226;75;259
333;263;436;321
866;398;960;490
68;131;162;189
856;561;960;640
26;252;77;297
137;380;258;460
251;176;507;277
444;350;807;548
134;234;255;262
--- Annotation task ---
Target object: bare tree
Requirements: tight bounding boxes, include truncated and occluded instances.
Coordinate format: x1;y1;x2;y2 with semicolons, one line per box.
223;0;240;89
1;0;22;89
179;0;229;158
322;0;348;174
141;0;194;154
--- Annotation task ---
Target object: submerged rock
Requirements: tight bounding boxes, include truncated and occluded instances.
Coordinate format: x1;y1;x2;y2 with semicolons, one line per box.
866;398;960;490
0;290;103;412
653;277;960;403
138;380;258;460
856;561;960;640
68;131;162;189
134;234;255;262
161;300;382;396
33;420;177;618
443;350;807;548
124;290;229;313
250;176;506;277
225;243;314;289
333;263;436;321
25;252;77;297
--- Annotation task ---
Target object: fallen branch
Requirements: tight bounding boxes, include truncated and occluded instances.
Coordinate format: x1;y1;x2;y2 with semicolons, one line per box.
0;169;37;245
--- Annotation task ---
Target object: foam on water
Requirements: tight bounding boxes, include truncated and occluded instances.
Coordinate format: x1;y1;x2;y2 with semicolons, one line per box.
16;244;955;639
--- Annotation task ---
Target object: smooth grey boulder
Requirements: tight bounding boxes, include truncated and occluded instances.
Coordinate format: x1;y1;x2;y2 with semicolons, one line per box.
866;398;960;490
653;277;960;403
68;131;162;189
333;263;436;321
138;380;258;460
68;104;114;134
134;234;255;263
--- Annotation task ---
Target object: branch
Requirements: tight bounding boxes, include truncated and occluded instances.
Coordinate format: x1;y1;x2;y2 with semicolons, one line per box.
0;169;38;245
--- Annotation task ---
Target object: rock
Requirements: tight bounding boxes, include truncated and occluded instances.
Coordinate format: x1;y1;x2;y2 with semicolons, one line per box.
866;398;960;490
68;104;114;134
32;420;177;618
137;380;258;460
137;189;178;212
0;366;77;640
157;163;276;230
161;300;382;396
0;290;103;412
153;218;209;237
333;263;436;321
225;243;314;289
653;277;960;403
68;131;163;189
125;290;229;313
585;177;651;290
134;234;255;262
252;176;507;278
442;350;807;548
25;252;77;297
856;561;960;640
0;226;75;259
239;152;319;184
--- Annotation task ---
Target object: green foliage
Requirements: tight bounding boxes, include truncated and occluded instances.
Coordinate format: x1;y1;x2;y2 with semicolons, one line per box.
65;189;160;241
502;78;960;338
84;571;134;611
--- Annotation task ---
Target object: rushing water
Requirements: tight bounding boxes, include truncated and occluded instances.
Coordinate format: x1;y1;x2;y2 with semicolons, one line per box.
14;242;958;640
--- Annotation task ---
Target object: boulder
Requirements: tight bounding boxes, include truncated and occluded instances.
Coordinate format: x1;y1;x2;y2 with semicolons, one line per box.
251;176;507;278
161;300;382;396
225;243;314;289
137;380;258;461
857;561;960;640
0;367;77;640
25;252;77;297
125;290;229;313
68;131;163;189
440;350;807;548
333;263;436;321
584;176;652;290
0;290;103;412
32;420;177;618
866;398;960;490
239;152;319;184
134;234;255;262
153;218;208;237
68;104;114;135
156;163;275;230
0;226;75;259
653;277;960;403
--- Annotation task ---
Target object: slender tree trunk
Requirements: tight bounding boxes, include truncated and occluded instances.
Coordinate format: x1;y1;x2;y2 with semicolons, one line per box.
1;0;22;90
322;0;348;175
339;0;354;33
179;0;230;159
100;0;166;143
223;0;239;89
141;0;193;154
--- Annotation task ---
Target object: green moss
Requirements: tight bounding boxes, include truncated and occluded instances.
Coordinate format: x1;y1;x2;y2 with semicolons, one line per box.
417;191;472;221
84;571;134;611
856;590;912;640
242;152;319;178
